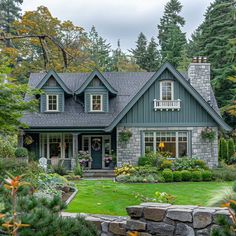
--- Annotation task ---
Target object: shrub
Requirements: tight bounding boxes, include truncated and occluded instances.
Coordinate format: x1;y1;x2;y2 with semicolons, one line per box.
160;160;173;170
115;164;135;176
138;156;150;166
137;152;163;168
53;165;68;176
181;170;192;181
228;138;235;159
191;171;202;182
162;169;173;182
220;138;228;162
74;163;83;176
15;147;28;157
173;171;182;182
0;138;15;158
212;168;236;181
201;170;213;181
194;159;208;170
173;157;208;171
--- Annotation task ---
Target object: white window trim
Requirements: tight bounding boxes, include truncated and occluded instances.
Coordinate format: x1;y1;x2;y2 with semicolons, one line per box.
46;94;59;112
90;94;103;112
160;81;174;101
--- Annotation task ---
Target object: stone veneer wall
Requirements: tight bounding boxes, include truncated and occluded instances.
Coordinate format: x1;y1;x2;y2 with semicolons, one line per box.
69;203;230;236
117;126;218;168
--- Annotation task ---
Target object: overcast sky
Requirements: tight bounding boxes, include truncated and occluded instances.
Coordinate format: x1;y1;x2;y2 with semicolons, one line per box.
21;0;213;51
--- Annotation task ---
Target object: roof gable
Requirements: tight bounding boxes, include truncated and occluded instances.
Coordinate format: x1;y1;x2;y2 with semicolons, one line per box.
35;70;72;94
106;62;231;132
75;69;118;95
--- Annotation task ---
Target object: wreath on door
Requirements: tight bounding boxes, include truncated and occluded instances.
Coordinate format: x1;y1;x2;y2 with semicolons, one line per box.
92;138;101;151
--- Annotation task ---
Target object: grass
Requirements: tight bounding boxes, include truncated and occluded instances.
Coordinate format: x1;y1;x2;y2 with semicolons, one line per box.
66;180;233;216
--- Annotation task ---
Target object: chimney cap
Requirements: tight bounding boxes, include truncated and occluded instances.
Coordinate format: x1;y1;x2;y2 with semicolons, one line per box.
192;56;208;63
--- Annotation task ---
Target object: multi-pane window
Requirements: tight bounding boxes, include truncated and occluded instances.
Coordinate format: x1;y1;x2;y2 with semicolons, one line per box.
144;131;188;158
160;81;173;100
47;95;58;111
91;95;103;111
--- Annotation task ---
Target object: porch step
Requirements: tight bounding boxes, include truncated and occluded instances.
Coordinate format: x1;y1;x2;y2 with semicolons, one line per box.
83;170;115;178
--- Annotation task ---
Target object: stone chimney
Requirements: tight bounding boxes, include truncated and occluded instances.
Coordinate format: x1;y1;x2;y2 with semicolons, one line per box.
188;56;211;102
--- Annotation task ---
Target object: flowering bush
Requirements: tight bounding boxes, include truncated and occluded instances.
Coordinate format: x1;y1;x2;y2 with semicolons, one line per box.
115;164;136;176
77;150;92;168
201;127;216;142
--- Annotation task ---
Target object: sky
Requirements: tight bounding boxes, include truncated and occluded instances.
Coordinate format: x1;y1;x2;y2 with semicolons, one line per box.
21;0;214;51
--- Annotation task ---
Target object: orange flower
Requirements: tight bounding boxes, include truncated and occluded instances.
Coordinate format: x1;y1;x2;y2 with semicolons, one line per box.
127;231;139;236
0;214;5;219
2;222;14;228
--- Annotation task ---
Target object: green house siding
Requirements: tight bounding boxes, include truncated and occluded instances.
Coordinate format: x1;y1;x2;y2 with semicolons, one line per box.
84;87;109;113
40;87;65;112
120;69;216;126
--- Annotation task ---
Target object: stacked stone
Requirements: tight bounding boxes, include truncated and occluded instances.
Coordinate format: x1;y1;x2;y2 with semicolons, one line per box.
126;203;230;236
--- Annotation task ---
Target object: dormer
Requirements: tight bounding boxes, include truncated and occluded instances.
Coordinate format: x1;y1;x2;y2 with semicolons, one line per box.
75;69;117;113
35;70;72;113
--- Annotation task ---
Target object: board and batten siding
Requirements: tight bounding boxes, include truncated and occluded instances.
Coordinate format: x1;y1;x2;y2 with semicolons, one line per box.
120;69;216;126
84;87;109;113
40;87;65;113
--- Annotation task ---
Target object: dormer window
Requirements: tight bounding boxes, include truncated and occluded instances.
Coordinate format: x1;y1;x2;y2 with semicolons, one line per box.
160;81;173;100
91;95;103;112
46;94;58;112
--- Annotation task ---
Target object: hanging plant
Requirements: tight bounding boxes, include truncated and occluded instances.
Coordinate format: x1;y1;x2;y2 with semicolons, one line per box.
24;135;34;145
201;127;216;142
119;128;132;143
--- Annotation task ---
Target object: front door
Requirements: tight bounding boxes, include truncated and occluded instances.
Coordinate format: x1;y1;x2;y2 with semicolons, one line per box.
91;137;102;169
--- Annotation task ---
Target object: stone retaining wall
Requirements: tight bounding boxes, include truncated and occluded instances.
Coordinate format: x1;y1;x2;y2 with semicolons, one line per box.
68;203;230;236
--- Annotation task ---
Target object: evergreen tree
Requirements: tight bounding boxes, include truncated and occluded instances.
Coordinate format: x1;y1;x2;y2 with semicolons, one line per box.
130;32;148;70
189;0;236;117
0;0;23;35
146;37;161;71
86;25;111;71
157;0;186;67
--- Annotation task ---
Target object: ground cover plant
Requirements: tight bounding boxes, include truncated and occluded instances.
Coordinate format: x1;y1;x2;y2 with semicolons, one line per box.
66;180;233;216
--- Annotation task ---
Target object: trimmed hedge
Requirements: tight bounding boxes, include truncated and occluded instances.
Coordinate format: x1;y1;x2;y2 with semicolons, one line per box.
173;171;182;182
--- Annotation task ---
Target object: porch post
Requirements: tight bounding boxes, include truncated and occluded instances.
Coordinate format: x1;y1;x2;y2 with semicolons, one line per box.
72;133;79;169
18;130;25;147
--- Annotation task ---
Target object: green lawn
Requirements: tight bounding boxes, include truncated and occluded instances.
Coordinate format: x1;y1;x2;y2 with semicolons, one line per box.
66;180;232;216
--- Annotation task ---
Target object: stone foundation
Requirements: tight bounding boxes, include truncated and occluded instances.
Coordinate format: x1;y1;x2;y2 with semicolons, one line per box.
117;126;218;168
63;203;230;236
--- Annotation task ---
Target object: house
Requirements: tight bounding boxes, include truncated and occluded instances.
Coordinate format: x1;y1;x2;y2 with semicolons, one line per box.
20;59;231;170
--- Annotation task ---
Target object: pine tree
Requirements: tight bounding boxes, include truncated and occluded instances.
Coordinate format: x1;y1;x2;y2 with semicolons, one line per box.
86;25;111;71
146;37;161;71
0;0;23;35
157;0;186;67
130;32;148;70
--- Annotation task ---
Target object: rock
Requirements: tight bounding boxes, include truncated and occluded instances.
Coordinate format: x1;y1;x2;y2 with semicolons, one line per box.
126;206;143;218
143;207;167;221
196;227;210;236
213;209;231;223
139;233;152;236
166;208;192;222
147;222;175;235
140;203;171;208
109;221;126;235
126;220;146;231
176;223;194;236
85;216;102;231
193;210;213;229
101;221;110;233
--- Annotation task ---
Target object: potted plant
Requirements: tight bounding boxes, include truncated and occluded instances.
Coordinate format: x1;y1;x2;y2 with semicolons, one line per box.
104;156;113;168
15;147;29;163
119;128;132;143
77;150;92;169
201;127;216;142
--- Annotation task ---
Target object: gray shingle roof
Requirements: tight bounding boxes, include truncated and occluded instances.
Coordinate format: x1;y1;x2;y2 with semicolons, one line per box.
22;70;220;129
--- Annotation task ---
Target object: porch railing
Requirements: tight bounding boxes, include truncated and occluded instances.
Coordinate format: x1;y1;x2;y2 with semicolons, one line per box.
153;99;181;111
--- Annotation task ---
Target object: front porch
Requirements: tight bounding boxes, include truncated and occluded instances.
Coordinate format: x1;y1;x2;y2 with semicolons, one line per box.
24;131;116;170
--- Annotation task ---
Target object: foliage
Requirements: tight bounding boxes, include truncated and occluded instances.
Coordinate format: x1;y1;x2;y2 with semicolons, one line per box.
52;164;68;176
77;150;92;168
219;138;228;162
173;157;208;171
15;147;28;158
74;163;83;177
0;137;16;158
137;152;164;168
228;138;235;159
201;127;216;142
191;171;202;182
0;64;38;135
201;170;213;181
173;171;182;182
181;170;192;181
134;191;176;204
157;0;186;67
212;167;236;181
162;169;173;182
115;164;136;176
160;159;173;170
119;129;132;143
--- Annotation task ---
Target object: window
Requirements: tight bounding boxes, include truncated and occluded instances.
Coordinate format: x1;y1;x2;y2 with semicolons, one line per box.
160;81;173;100
144;131;189;158
91;95;103;111
47;95;58;111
